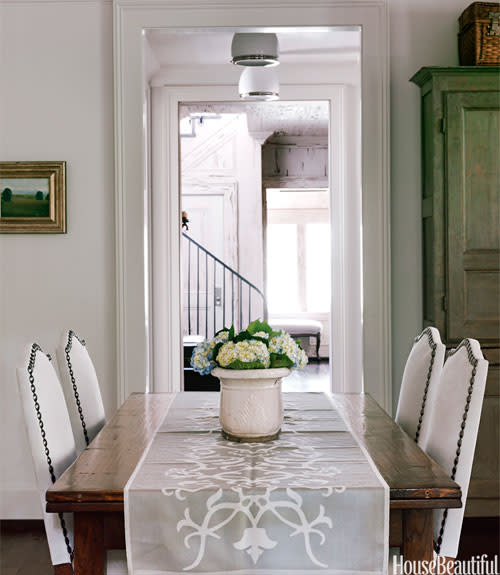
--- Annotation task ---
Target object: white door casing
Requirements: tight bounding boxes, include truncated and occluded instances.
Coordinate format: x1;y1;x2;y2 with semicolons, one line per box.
114;0;391;411
155;84;355;397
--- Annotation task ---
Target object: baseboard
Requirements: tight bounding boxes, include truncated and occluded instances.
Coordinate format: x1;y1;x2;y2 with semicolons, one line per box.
0;488;42;519
465;497;500;517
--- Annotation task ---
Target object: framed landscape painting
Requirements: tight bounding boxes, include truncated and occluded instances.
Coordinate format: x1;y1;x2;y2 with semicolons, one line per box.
0;161;66;233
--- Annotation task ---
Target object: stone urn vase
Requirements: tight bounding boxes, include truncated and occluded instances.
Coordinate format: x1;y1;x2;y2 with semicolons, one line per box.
212;367;291;442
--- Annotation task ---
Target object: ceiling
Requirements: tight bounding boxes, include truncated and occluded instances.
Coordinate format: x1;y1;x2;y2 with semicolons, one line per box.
147;28;361;67
179;101;329;137
150;28;357;137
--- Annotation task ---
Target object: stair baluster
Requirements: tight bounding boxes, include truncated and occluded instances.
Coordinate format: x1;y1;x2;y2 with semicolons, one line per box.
182;232;267;340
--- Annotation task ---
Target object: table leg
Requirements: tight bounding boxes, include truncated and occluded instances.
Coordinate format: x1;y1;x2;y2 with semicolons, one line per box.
74;512;105;575
402;508;434;562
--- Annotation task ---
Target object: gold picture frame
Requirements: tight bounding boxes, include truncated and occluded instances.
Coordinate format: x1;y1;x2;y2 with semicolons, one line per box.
0;161;66;233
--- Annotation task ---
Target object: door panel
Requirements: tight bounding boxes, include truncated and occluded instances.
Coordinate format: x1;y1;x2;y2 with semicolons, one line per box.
182;194;224;337
446;92;500;343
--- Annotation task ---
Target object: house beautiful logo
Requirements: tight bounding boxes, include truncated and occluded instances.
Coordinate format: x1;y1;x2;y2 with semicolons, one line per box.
393;555;499;575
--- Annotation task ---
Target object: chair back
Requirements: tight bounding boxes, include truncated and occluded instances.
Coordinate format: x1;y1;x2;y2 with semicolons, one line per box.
395;327;446;444
422;338;488;558
16;343;76;566
56;330;106;453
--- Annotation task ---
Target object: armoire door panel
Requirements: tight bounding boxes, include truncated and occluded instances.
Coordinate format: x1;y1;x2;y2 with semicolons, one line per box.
464;271;500;339
445;91;500;344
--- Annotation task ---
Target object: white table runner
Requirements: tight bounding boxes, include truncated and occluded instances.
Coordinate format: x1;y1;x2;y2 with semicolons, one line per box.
125;393;388;574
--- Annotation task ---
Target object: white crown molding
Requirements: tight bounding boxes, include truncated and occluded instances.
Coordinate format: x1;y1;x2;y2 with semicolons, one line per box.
116;0;385;7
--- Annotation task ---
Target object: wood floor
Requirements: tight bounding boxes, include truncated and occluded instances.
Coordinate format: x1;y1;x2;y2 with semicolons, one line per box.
1;518;498;572
1;521;52;575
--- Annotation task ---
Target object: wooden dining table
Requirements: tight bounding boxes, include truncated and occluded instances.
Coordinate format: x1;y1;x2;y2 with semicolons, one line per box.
46;392;462;574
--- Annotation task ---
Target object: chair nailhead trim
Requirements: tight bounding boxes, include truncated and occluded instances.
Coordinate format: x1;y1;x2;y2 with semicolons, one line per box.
27;343;74;564
414;328;438;443
434;338;478;555
65;331;90;447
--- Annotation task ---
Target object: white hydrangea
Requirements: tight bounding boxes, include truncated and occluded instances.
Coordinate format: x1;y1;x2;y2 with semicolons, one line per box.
252;331;269;339
216;339;271;368
269;331;308;369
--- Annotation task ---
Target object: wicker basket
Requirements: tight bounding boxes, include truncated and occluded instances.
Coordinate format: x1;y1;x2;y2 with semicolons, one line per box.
459;2;500;65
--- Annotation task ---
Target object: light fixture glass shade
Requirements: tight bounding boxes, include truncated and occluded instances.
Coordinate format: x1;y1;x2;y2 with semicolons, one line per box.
231;33;279;67
238;67;279;101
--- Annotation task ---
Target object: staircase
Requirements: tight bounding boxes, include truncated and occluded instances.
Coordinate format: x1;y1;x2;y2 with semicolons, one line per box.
182;232;268;391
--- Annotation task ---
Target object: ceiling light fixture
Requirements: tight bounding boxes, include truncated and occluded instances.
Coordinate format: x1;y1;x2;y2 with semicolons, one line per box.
231;33;279;67
238;67;279;101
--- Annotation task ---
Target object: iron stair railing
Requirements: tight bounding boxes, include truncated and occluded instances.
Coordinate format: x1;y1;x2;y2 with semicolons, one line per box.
182;232;268;339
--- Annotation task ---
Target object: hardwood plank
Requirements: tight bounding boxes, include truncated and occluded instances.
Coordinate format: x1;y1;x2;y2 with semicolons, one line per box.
47;393;174;505
332;394;462;502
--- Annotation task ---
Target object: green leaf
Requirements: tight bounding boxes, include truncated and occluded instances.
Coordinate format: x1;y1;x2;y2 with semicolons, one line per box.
228;325;235;340
225;359;268;370
212;342;226;362
269;353;293;368
247;319;273;336
234;330;253;342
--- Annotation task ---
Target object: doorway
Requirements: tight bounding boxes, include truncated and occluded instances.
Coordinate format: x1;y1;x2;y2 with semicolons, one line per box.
152;86;358;398
177;101;332;392
113;7;391;410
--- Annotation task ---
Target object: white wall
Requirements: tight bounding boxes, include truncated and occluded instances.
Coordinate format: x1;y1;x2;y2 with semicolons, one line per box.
180;113;264;290
0;0;470;518
0;1;115;518
389;0;468;412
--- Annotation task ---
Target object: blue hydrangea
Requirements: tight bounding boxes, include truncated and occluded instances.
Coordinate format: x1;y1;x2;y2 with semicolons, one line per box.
190;330;230;375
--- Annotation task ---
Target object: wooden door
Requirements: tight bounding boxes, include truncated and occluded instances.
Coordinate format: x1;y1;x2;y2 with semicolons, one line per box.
445;91;500;345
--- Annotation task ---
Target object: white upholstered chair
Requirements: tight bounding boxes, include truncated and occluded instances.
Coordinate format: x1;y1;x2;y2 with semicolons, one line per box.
395;327;446;445
56;330;106;453
422;339;488;559
17;342;126;574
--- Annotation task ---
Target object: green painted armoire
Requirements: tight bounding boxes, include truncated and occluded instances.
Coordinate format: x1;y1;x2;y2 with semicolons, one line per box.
411;67;500;517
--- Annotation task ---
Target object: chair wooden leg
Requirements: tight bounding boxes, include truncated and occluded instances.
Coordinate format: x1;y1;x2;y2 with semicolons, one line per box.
54;564;73;575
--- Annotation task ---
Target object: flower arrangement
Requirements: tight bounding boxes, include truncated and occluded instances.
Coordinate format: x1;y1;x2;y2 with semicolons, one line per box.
191;319;308;374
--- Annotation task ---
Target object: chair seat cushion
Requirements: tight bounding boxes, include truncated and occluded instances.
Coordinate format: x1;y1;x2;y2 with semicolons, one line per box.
269;318;323;336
